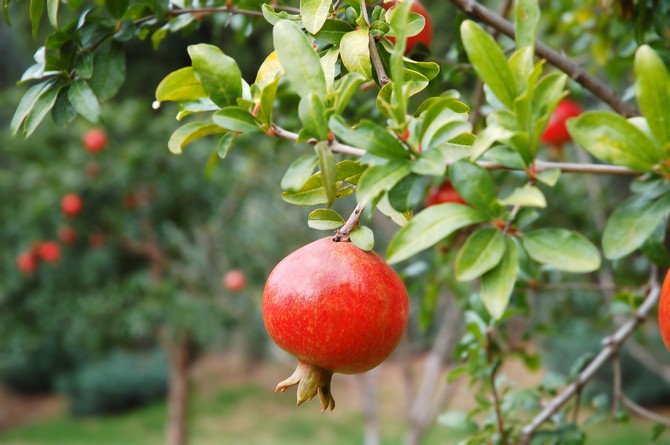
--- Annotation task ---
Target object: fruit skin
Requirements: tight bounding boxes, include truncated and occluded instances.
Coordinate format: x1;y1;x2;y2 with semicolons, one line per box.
659;269;670;351
17;251;37;274
541;99;583;146
263;237;409;411
58;226;77;245
426;181;466;206
36;241;60;264
223;269;246;292
383;0;433;55
83;128;107;153
61;193;83;218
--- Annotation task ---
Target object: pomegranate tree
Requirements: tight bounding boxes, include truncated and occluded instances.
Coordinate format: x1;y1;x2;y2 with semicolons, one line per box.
263;237;409;411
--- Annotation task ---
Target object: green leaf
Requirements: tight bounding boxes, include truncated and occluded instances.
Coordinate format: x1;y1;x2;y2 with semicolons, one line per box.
522;229;601;272
634;45;670;147
461;20;516;109
499;185;546;208
30;0;43;39
387;0;410;122
301;0;330;34
273;20;327;99
155;67;207;103
105;0;127;19
481;238;519;319
299;93;329;141
448;160;499;216
11;81;50;135
386;204;488;264
315;141;337;207
515;0;539;51
188;44;242;108
456;228;506;281
216;132;236;159
438;411;479;433
67;79;100;123
340;28;372;80
641;222;669;267
376;194;410;227
308;209;344;230
47;0;58;27
281;155;319;192
567;112;661;171
167;121;226;155
535;168;561;187
388;174;425;212
23;83;60;137
329;115;410;162
314;19;355;44
356;161;411;206
4;0;12;25
281;160;366;205
603;192;670;260
212;107;261;134
333;72;366;115
90;41;126;101
350;226;374;251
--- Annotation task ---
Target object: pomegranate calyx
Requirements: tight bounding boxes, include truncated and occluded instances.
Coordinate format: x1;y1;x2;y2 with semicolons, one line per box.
275;360;335;412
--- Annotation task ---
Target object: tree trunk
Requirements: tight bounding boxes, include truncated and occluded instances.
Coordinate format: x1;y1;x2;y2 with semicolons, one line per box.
165;334;191;445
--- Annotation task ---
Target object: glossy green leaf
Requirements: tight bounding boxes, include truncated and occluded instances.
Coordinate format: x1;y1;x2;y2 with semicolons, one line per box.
388;174;425;213
256;77;279;126
456;228;506;282
301;0;330;34
356;161;412;206
387;0;410;122
188;44;242;108
315;141;337;207
307;209;344;230
567;112;661;171
603;192;670;260
281;160;366;205
333;72;366;115
350;226;375;251
67;79;100;123
535;168;561;187
461;20;516;109
273;20;327;99
448;160;499;216
340;28;372;80
481;238;519;320
499;185;546;208
281;155;319;192
320;46;339;93
515;0;539;50
314;19;355;44
216;132;236;159
261;3;301;25
51;88;77;127
11;81;50;135
30;0;43;39
155;67;207;103
634;45;670;146
167;121;226;155
212;107;260;134
23;83;60;137
376;194;410;227
47;0;58;27
386;203;488;264
329;115;410;162
299;93;329;141
105;0;127;18
522;229;601;272
90;41;126;101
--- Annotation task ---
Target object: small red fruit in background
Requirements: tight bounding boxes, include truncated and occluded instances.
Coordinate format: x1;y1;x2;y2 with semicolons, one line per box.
83;128;107;154
426;181;466;206
58;226;77;245
36;241;60;264
383;0;433;54
89;231;106;249
223;269;246;292
263;237;409;411
61;193;83;218
541;99;583;146
17;251;37;274
658;269;670;351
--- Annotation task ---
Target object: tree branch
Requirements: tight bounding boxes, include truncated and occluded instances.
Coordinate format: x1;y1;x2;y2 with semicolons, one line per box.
519;273;661;444
448;0;639;117
332;204;365;242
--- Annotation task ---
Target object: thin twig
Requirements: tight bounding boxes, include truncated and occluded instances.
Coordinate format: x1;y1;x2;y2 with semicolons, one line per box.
622;396;670;427
361;0;391;86
449;0;639;117
332;204;365;241
486;328;508;444
612;353;622;416
518;270;661;444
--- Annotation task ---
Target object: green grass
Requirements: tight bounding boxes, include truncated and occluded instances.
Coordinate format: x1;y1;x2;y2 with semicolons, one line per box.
0;384;666;445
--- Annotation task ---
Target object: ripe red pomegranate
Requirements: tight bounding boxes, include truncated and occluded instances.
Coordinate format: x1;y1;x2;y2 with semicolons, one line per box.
223;269;246;292
263;237;409;411
426;180;466;206
383;0;433;54
541;99;583;146
36;241;60;264
659;269;670;351
58;226;77;245
83;128;107;154
17;251;37;274
61;193;83;218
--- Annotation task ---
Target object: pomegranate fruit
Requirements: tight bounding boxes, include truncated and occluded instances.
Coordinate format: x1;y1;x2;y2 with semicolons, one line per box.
659;269;670;351
17;251;37;274
426;180;466;206
383;0;433;55
36;241;60;264
263;237;409;411
541;99;582;146
58;226;77;245
61;193;83;218
223;269;246;292
83;128;107;154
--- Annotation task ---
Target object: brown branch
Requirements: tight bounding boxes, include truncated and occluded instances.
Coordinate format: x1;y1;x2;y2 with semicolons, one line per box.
448;0;639;117
621;396;670;427
486;328;508;444
332;204;365;242
518;273;661;444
